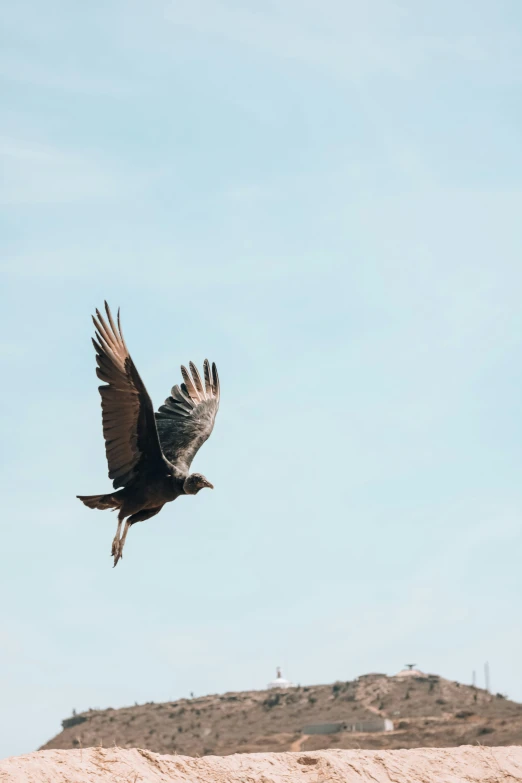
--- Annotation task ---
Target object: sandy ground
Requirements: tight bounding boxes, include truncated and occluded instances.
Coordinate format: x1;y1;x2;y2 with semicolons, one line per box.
1;746;522;782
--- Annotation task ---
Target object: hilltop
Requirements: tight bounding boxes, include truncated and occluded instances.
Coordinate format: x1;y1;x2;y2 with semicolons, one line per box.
40;672;522;757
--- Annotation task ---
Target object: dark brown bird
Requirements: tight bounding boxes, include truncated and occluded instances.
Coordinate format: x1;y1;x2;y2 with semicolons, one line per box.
77;302;220;566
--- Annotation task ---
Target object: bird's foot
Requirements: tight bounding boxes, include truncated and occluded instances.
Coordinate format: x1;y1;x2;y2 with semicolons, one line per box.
111;538;123;567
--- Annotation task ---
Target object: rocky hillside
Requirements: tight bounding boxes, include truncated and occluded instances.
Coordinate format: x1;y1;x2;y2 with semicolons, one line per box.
40;672;522;757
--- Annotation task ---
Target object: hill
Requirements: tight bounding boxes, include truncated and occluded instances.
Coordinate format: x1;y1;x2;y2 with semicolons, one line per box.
40;671;522;757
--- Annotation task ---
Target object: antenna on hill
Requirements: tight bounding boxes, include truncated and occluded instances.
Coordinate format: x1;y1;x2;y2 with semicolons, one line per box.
405;664;417;670
472;670;476;687
484;662;490;693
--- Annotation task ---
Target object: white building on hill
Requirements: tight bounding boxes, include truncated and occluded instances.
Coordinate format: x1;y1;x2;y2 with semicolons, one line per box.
267;667;293;689
395;663;425;678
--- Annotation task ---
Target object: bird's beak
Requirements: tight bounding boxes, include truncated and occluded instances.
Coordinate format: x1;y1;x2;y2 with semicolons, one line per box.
205;481;214;489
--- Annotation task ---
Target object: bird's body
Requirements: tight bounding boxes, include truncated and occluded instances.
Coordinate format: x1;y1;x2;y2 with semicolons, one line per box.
77;302;219;566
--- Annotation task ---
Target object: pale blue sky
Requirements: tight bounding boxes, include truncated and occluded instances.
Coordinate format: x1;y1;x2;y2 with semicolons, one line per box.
2;0;522;761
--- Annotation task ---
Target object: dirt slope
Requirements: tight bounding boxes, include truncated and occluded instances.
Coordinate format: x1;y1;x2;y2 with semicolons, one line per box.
40;673;522;757
2;746;522;782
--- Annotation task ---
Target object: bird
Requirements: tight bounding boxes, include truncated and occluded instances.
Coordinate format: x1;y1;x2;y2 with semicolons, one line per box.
77;302;220;567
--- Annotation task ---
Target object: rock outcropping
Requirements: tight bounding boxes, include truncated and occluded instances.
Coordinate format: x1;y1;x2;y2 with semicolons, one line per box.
1;746;522;782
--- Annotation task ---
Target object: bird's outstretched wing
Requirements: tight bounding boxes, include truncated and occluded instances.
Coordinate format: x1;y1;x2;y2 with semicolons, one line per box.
92;302;165;489
155;361;220;474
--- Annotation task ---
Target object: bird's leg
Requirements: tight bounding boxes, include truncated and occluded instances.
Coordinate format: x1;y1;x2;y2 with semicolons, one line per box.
111;513;124;559
113;519;131;567
112;507;163;568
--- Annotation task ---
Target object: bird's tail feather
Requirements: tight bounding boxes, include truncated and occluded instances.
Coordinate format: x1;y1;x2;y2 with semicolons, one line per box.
77;493;121;511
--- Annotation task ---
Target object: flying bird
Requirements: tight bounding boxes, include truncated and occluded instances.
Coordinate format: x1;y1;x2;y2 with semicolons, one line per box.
77;302;219;567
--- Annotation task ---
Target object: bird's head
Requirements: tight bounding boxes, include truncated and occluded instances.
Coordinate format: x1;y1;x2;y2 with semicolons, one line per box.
183;473;214;495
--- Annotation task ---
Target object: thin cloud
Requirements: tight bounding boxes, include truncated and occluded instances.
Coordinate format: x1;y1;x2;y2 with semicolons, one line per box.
0;54;138;96
0;137;138;205
163;0;514;81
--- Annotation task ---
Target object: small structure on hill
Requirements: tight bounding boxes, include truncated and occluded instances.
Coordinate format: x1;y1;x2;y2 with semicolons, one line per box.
61;714;88;730
302;719;394;735
267;667;292;689
358;673;387;680
395;663;425;679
